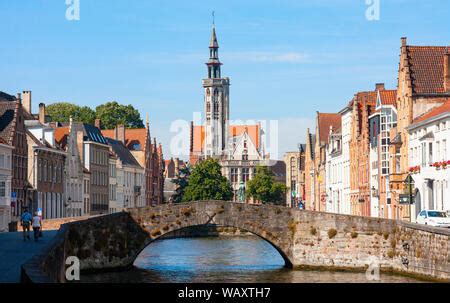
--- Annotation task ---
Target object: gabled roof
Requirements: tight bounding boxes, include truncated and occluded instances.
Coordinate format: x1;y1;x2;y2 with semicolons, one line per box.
54;127;70;148
378;90;397;106
0;91;16;102
101;128;149;151
0;98;17;145
317;113;341;145
413;99;450;124
405;45;450;94
83;124;108;145
105;137;141;167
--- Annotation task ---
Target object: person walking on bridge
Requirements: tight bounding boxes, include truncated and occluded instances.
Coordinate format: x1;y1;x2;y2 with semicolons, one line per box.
32;212;42;242
20;208;32;241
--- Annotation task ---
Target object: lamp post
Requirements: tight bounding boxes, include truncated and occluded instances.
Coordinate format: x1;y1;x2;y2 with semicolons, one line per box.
297;143;303;208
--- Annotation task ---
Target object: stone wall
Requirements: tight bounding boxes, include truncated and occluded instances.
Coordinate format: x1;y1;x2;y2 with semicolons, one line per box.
21;201;450;282
42;216;97;230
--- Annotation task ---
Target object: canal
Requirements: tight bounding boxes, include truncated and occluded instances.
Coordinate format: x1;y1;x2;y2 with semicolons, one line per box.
82;235;424;283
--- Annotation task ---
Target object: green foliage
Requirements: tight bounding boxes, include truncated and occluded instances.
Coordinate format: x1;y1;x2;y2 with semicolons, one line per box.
45;101;144;129
46;102;96;125
95;101;144;129
182;158;233;202
171;164;192;203
245;165;286;204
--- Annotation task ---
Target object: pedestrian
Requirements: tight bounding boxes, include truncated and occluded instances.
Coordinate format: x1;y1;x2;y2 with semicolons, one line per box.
32;211;42;242
20;207;32;241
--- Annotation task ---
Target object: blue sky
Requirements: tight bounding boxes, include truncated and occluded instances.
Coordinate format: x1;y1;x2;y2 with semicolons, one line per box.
1;0;449;159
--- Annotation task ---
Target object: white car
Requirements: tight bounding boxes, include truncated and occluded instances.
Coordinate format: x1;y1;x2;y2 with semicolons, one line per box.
416;210;450;228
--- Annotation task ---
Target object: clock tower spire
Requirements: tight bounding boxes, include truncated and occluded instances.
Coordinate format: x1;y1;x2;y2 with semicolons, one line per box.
202;21;230;157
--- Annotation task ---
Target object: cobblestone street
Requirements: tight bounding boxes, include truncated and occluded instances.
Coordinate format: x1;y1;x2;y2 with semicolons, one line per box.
0;231;57;283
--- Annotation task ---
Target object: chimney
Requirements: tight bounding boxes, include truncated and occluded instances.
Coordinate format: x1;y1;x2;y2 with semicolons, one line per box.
38;103;46;124
94;119;101;129
77;130;84;164
22;91;32;114
375;83;385;91
117;124;125;144
401;37;407;47
16;93;22;103
444;52;450;92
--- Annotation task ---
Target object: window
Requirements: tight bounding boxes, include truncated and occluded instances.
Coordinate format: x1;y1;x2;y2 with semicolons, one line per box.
436;141;440;161
242;168;250;182
428;142;433;164
421;143;426;167
230;168;238;183
0;155;4;168
242;154;248;161
443;140;447;159
0;181;5;197
290;157;296;177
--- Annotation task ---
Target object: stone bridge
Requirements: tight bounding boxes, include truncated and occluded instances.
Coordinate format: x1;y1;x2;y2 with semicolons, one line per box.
21;201;450;282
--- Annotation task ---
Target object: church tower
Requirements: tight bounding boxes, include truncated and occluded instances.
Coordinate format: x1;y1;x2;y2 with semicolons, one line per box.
202;25;230;157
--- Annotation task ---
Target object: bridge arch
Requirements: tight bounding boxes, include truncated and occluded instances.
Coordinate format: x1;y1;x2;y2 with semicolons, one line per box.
128;201;295;268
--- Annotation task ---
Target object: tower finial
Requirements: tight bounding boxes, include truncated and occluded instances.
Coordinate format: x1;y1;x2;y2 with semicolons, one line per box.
146;113;149;127
212;10;215;26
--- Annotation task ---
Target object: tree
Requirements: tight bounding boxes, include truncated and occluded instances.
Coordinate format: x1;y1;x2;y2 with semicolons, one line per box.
182;158;233;202
46;102;96;125
171;164;191;203
245;165;286;205
95;101;144;129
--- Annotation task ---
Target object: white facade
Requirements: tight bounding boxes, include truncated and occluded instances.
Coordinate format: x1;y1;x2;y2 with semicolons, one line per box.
340;107;352;215
121;166;145;209
326;127;344;214
408;113;450;216
0;143;13;232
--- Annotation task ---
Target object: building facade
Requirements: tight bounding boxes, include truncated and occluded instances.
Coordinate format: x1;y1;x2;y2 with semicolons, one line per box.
25;127;66;219
54;119;85;217
283;146;305;208
339;105;352;215
368;87;397;218
408;100;450;216
388;38;450;221
0;92;29;222
0;139;13;232
101;122;164;206
326;124;343;214
106;137;145;210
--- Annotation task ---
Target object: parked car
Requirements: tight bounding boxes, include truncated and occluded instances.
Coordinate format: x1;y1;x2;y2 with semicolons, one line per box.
416;210;450;228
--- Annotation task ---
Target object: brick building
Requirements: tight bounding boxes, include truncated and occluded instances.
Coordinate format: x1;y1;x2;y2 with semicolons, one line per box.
388;38;450;221
25;125;66;219
0;92;29;220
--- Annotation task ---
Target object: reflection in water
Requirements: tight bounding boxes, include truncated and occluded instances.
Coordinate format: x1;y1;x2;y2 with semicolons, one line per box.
81;236;424;283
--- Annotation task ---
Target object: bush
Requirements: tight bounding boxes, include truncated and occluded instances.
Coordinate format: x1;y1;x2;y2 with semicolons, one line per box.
328;228;337;239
